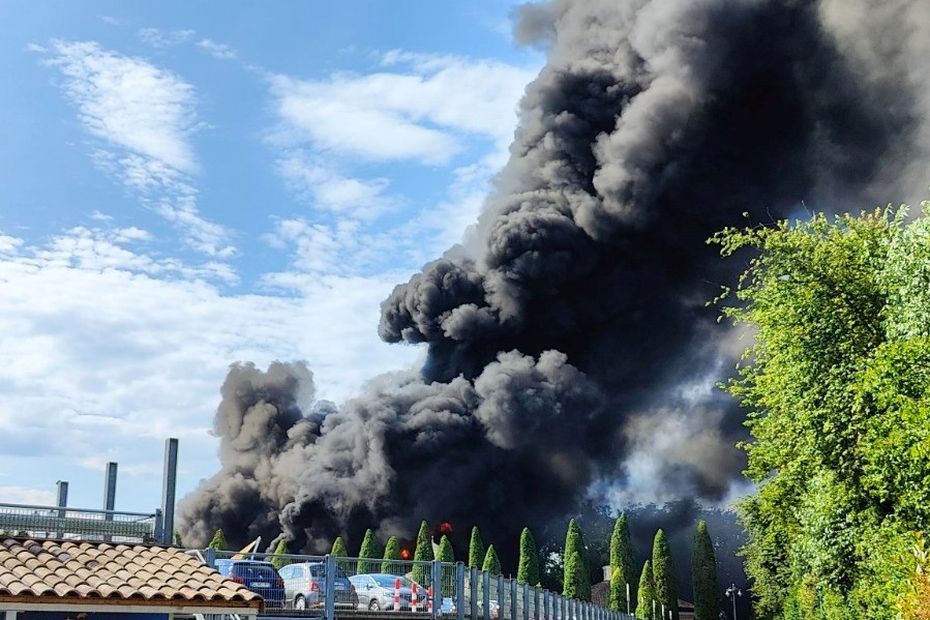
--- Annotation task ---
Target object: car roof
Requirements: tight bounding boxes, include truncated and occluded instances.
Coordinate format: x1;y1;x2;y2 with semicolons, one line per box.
216;559;275;566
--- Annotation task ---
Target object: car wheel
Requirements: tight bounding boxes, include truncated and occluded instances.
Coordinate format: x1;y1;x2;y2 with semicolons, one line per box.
294;595;306;610
369;599;381;611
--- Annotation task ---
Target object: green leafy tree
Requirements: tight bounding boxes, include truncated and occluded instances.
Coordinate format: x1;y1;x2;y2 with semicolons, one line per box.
609;513;635;611
517;527;540;586
691;521;717;620
271;538;289;569
208;529;227;551
173;531;183;547
713;205;930;618
359;529;382;573
412;520;434;586
609;565;629;614
635;560;655;620
562;519;590;600
469;526;485;569
483;544;501;576
382;535;402;574
651;529;677;620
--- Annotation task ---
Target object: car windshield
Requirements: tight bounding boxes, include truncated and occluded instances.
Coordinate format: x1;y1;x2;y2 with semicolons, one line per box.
372;575;412;588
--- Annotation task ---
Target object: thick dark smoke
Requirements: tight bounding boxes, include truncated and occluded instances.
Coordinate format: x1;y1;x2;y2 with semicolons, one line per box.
179;0;930;566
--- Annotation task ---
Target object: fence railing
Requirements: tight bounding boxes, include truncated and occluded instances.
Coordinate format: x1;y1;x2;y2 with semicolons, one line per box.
0;502;163;543
199;549;637;620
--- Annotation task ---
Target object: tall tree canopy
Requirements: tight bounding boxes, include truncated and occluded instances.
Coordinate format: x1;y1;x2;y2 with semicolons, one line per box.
518;527;540;586
271;537;289;569
412;521;434;586
382;535;402;575
331;536;347;556
714;206;930;618
691;520;718;620
609;513;635;611
208;529;226;551
651;530;677;620
563;519;590;600
468;526;485;569
359;529;382;573
636;560;656;620
483;544;501;576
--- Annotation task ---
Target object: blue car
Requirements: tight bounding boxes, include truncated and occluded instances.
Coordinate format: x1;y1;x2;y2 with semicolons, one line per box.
215;559;286;608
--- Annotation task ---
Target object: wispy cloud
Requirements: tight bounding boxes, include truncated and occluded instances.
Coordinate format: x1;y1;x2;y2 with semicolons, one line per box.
138;27;196;49
276;152;394;219
268;53;534;165
197;38;237;60
42;40;234;258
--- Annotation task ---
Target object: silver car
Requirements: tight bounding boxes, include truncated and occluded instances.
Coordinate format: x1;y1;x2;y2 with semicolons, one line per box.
349;573;419;611
278;562;358;610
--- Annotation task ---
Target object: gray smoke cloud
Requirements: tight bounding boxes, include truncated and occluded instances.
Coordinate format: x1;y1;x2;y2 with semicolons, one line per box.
178;0;930;562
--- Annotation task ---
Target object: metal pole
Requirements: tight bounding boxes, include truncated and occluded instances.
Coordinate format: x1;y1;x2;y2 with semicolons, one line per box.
625;583;630;615
433;561;443;620
470;566;479;620
103;462;117;542
160;438;179;545
498;575;505;620
483;570;491;620
732;592;737;620
55;481;68;539
510;579;518;620
522;583;529;620
324;554;336;620
456;563;466;620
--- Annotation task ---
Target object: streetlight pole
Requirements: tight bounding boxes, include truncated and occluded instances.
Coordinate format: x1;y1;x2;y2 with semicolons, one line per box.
724;584;742;620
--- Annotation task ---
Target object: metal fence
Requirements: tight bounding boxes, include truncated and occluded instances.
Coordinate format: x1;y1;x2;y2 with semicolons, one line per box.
199;550;637;620
0;502;163;543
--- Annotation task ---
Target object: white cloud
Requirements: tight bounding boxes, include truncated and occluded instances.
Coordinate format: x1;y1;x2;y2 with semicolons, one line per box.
0;486;56;506
138;28;196;49
0;228;420;508
269;53;536;165
43;41;234;258
197;38;237;60
276;153;394;219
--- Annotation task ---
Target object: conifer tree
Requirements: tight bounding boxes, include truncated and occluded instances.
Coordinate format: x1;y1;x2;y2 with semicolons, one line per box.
412;520;434;585
468;526;485;569
438;535;455;595
691;521;718;620
331;536;348;556
517;527;540;586
651;530;677;620
208;529;227;551
359;529;382;573
482;544;501;576
562;519;590;601
609;513;635;610
382;536;402;574
609;565;629;613
635;560;656;620
271;538;289;569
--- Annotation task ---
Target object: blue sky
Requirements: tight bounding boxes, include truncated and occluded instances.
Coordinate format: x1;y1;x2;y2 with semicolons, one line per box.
0;1;542;514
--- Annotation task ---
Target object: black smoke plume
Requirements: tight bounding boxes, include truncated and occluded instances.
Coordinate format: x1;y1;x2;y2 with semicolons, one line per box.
178;0;930;570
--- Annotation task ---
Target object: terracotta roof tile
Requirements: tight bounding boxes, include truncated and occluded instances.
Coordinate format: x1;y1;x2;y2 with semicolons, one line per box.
0;538;260;609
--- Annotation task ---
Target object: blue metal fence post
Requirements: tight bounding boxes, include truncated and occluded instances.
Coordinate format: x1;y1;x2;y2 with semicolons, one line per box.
510;579;518;620
470;566;479;620
324;554;336;620
553;594;560;620
203;546;216;568
522;583;529;620
483;570;491;619
456;562;466;620
432;560;443;620
498;575;505;620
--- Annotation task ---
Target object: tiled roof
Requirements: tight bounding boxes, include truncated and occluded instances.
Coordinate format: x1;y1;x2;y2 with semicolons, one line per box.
0;538;261;609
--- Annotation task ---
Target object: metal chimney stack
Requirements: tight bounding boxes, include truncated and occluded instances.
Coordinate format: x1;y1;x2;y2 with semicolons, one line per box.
161;438;179;545
55;481;68;538
103;461;118;512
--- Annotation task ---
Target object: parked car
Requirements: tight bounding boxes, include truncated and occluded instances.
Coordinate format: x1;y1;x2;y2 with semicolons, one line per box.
278;561;358;610
215;559;286;608
350;573;424;611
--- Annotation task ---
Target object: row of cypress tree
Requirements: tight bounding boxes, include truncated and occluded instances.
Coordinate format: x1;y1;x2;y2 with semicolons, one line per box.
209;515;717;618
